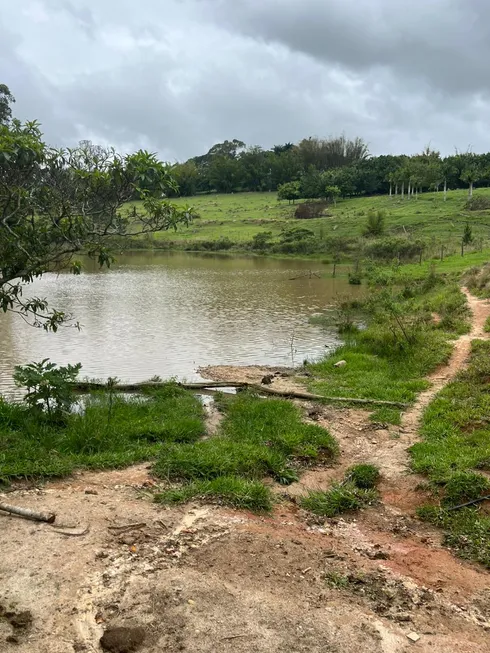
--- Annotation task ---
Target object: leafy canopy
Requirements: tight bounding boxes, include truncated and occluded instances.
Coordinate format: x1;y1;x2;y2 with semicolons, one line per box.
0;89;194;330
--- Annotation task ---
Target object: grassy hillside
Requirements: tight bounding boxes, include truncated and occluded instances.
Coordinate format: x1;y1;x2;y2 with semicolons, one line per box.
134;188;490;259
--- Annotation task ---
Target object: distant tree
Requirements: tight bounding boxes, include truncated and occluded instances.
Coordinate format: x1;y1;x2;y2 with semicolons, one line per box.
324;167;357;197
273;142;294;155
207;155;241;193
297;135;369;171
441;160;456;201
239;146;269;191
277;181;301;204
461;163;482;199
325;185;341;206
299;166;325;198
171;161;200;197
269;148;302;188
0;84;15;124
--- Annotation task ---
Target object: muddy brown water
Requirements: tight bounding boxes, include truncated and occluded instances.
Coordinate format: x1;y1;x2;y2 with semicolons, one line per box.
0;252;358;394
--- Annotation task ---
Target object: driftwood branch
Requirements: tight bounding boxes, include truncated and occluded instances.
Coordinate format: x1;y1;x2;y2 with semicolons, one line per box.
71;381;409;408
0;502;56;523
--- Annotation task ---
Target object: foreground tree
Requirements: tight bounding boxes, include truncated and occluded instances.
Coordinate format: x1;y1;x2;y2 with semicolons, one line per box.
0;118;193;330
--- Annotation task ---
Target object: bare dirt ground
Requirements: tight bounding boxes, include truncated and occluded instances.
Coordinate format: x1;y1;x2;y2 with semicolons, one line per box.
1;291;490;653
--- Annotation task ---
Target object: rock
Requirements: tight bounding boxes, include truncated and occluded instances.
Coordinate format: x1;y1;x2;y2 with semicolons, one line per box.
407;632;421;643
6;635;19;644
100;626;145;652
261;375;274;385
84;489;98;495
334;360;347;368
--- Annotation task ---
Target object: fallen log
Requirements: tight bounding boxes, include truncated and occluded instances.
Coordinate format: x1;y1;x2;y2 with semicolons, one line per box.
0;502;56;523
70;381;409;408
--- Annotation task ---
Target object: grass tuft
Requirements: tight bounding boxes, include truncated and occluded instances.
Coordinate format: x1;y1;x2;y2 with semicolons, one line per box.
369;407;401;426
417;506;490;568
300;483;378;517
154;476;272;512
347;463;380;489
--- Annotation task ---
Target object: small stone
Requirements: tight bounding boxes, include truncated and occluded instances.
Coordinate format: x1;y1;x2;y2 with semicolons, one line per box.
407;632;421;643
100;626;145;652
334;360;347;368
84;489;98;495
6;635;19;644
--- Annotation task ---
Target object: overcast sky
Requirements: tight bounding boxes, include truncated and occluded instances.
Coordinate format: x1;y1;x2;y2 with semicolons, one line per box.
1;0;489;161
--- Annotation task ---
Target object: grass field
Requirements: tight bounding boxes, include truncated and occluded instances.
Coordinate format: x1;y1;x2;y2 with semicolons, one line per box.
413;340;490;567
139;189;490;258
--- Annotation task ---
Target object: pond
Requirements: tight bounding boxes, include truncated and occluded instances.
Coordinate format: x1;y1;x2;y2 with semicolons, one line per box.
0;252;358;394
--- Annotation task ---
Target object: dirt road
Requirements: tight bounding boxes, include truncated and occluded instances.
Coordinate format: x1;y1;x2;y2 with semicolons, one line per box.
1;291;489;653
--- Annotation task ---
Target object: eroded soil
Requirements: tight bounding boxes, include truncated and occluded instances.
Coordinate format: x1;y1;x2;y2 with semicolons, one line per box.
1;290;490;653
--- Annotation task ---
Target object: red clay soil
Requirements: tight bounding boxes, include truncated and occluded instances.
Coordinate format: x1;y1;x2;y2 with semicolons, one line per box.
1;290;490;653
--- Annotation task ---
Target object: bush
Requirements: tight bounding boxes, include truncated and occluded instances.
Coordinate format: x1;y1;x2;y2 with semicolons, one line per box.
362;210;386;237
295;201;329;220
465;196;490;211
184;237;235;251
13;359;81;420
364;237;425;262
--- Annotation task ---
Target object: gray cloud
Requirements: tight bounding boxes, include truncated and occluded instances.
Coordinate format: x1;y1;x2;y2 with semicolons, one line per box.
1;0;490;160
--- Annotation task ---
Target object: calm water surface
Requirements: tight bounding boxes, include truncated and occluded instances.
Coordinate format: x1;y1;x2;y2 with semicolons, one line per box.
0;253;356;393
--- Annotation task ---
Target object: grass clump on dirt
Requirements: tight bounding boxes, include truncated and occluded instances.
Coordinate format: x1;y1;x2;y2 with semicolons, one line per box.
411;340;490;482
464;263;490;298
308;277;468;404
369;407;401;426
347;463;380;489
154;393;338;511
300;464;380;517
0;383;205;482
412;339;490;567
484;316;490;333
155;476;273;512
417;506;490;568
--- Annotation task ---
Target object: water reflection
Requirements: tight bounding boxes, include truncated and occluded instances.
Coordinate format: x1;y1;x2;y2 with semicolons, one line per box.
0;252;356;392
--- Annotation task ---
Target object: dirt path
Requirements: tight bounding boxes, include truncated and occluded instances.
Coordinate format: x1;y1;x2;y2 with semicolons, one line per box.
1;291;490;653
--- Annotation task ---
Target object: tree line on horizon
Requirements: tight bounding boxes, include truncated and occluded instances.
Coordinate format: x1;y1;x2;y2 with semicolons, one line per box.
170;137;490;202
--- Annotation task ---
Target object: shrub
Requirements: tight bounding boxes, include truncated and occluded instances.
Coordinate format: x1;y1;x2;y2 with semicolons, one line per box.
364;237;425;262
13;359;81;419
362;210;386;237
465;196;490;211
295;201;329;220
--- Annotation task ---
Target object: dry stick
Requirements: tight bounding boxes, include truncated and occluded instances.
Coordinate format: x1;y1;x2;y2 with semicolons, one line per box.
108;522;147;533
71;381;409;408
446;494;490;512
0;502;56;524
